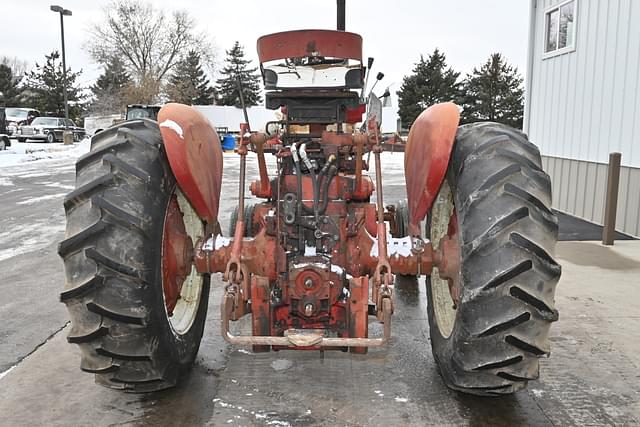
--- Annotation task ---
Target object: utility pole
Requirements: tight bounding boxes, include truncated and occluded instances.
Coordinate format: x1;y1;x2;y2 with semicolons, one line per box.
50;4;73;144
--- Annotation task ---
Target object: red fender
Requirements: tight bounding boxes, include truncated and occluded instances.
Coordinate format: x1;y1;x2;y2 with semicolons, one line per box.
158;103;223;224
404;102;460;234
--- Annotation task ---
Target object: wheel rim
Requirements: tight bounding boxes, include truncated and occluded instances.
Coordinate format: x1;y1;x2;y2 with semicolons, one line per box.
430;181;461;338
161;189;205;335
47;133;54;143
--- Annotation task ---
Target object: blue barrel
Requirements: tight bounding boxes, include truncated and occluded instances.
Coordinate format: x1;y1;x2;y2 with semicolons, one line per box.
222;134;236;151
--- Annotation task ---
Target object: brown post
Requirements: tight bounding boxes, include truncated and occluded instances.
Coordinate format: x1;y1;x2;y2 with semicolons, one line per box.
602;152;622;245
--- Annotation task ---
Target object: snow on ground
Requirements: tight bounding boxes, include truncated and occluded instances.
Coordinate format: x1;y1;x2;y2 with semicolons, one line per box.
0;139;90;170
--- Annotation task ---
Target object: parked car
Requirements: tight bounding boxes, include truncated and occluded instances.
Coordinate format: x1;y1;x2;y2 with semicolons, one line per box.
17;117;85;143
4;107;40;137
0;107;11;149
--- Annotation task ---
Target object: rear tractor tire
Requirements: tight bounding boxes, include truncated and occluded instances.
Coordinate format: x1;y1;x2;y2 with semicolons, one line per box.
228;203;259;237
426;122;561;396
59;119;211;392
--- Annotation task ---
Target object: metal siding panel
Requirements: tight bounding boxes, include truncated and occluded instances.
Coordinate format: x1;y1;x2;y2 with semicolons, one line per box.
587;1;608;164
575;160;589;215
608;0;630;158
592;163;608;223
542;156;639;236
583;161;598;221
560;158;572;211
597;0;619;162
624;167;640;236
530;0;640;168
567;159;579;212
559;54;571;159
552;157;561;208
576;0;598;163
547;157;556;206
575;161;589;217
616;165;630;233
626;1;640;167
569;0;588;161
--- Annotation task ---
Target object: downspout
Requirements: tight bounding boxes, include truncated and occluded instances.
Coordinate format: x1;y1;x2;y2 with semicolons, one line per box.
523;0;537;134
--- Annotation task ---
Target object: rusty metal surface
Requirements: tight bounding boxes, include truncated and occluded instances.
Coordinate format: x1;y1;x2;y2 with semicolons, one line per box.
404;102;459;233
158;103;223;223
2;154;640;426
257;29;363;63
221;284;391;349
432;210;461;308
161;194;193;316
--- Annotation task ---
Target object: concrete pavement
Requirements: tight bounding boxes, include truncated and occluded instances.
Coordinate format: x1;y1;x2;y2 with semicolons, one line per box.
1;147;639;426
2;241;640;425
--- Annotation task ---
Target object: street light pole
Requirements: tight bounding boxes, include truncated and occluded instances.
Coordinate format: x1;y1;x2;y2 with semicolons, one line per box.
50;5;72;143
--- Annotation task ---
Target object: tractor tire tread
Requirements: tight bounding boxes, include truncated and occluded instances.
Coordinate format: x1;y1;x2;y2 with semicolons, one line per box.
60;120;210;392
426;122;560;396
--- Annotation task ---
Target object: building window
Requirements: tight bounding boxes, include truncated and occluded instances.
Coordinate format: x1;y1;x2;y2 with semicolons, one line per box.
544;0;576;57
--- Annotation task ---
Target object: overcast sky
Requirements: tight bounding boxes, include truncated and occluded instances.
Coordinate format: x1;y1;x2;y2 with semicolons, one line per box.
2;0;530;101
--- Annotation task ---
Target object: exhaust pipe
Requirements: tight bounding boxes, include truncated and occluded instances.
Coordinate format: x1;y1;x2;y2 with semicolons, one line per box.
337;0;345;31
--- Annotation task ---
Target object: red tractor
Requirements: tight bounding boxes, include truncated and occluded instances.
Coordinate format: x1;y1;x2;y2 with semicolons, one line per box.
59;8;560;396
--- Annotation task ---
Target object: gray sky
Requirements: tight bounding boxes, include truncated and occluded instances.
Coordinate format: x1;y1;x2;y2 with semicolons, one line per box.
3;0;530;99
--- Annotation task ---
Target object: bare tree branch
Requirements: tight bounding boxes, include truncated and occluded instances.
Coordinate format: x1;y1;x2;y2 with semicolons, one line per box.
86;0;215;101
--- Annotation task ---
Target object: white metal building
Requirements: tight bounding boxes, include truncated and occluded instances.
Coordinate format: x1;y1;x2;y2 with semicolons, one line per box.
524;0;640;236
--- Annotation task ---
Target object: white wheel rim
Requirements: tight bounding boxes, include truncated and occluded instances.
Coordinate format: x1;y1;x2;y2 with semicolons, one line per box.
162;189;205;335
430;181;457;338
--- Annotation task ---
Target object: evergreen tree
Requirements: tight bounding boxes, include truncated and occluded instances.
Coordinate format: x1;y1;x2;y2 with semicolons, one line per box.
0;64;21;106
216;41;262;107
396;49;461;129
460;53;524;128
165;50;215;105
90;56;131;115
22;51;85;121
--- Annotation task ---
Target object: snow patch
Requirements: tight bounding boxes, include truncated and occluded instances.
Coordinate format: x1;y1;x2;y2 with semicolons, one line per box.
0;140;89;169
44;182;74;190
394;397;408;403
0;366;16;381
271;358;293;371
369;233;414;258
16;172;50;178
16;193;67;205
160;119;184;139
0;177;13;186
267;421;291;427
531;389;545;398
304;245;316;256
202;234;231;251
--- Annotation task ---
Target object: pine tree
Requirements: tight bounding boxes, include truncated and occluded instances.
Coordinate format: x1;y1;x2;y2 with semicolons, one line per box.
165;50;216;105
90;56;131;115
396;49;461;129
22;51;85;121
0;64;21;106
460;53;524;128
216;41;262;107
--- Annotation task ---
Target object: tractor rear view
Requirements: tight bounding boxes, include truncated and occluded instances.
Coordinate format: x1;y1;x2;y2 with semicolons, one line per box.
59;3;560;396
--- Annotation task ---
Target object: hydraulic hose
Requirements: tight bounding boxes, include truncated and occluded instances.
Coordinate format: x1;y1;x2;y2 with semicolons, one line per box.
300;143;320;224
319;165;337;215
291;143;305;252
